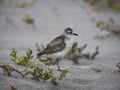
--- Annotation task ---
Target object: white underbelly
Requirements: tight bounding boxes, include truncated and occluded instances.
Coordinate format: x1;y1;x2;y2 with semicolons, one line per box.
49;38;74;58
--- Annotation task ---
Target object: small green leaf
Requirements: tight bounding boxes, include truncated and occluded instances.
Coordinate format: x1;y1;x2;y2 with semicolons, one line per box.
58;69;69;80
10;49;17;62
9;85;17;90
41;59;52;66
17;56;28;66
23;14;34;25
26;49;32;57
51;76;58;85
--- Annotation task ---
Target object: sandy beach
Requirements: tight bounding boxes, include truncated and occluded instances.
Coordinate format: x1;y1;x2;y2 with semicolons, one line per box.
0;0;120;90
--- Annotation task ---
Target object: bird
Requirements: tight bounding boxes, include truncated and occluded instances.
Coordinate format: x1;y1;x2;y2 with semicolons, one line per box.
36;27;78;71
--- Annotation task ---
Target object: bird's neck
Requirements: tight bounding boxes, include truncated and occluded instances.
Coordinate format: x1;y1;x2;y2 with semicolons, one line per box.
62;33;72;40
62;34;73;46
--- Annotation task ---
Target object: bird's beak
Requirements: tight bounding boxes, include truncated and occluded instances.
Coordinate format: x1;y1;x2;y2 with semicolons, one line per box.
73;33;78;36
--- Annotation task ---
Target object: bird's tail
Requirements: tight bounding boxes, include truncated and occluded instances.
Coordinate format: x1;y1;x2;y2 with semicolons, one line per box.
36;51;45;59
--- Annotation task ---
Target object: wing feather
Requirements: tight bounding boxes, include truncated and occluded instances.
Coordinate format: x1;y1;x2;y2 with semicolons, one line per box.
44;35;66;54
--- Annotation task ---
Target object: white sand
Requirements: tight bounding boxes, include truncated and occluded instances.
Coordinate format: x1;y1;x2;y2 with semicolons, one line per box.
0;0;120;90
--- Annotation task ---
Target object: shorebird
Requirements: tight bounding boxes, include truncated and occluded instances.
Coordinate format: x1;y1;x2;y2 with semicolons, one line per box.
36;27;78;71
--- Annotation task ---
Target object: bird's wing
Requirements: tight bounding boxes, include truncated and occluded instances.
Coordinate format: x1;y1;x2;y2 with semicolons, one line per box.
44;35;66;54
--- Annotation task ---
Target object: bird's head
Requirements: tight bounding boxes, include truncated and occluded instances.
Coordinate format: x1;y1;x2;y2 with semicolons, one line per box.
64;27;78;37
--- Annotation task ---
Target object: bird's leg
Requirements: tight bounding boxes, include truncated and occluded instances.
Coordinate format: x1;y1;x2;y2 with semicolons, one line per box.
56;58;61;71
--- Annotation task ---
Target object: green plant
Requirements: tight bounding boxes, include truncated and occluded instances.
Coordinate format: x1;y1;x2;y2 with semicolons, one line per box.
41;59;52;66
24;66;58;84
58;69;69;80
51;76;58;85
25;66;43;81
42;68;53;82
0;49;70;86
10;49;33;66
10;49;17;62
17;49;33;66
107;0;114;6
107;0;120;10
9;85;17;90
65;42;99;64
16;0;37;8
23;14;35;26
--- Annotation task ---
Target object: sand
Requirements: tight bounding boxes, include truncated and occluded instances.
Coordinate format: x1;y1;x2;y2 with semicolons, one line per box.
0;0;120;90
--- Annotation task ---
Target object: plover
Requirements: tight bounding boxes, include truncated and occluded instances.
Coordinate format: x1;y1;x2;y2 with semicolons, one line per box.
36;27;78;71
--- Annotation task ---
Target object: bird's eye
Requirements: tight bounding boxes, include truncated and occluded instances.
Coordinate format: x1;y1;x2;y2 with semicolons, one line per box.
69;31;72;34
